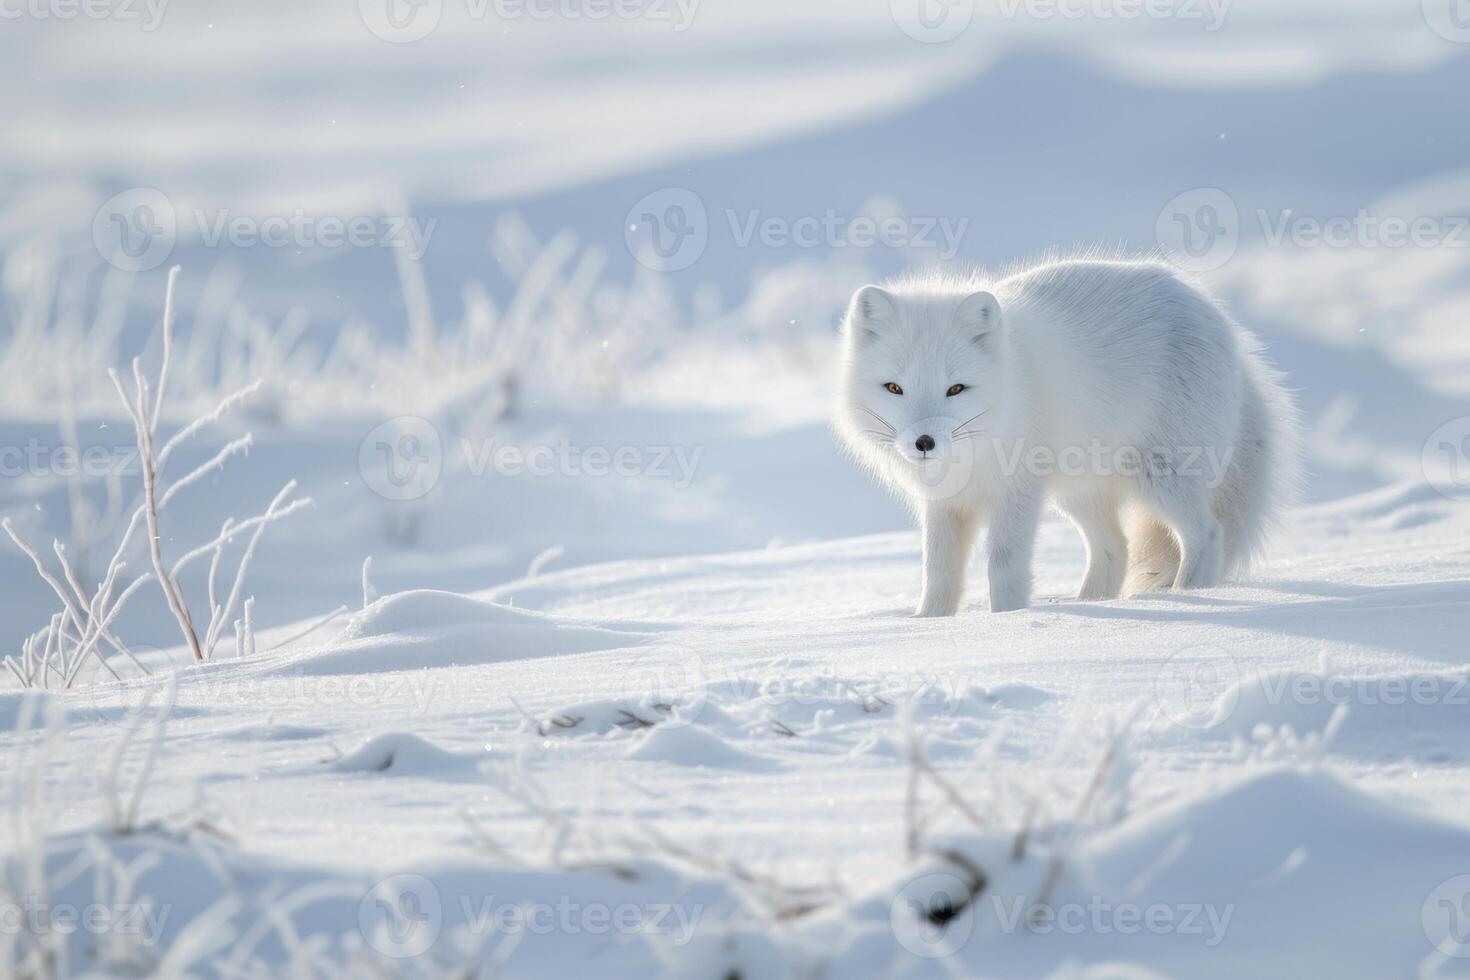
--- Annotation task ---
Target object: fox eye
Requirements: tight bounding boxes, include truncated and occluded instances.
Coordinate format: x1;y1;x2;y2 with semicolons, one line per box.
884;383;903;395
946;383;967;397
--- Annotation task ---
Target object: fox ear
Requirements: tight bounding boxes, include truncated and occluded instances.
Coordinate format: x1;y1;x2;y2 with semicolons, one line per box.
956;290;1000;346
847;285;898;343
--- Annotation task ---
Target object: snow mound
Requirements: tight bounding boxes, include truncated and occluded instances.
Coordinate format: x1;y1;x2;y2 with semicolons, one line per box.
531;698;687;736
331;732;486;778
219;720;330;742
1205;668;1470;763
1075;767;1470;976
626;724;781;772
13;831;738;978
339;590;553;638
834;766;1470;978
1306;480;1463;530
275;590;651;674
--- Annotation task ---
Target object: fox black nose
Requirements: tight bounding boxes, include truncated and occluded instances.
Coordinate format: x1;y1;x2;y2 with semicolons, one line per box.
915;434;935;453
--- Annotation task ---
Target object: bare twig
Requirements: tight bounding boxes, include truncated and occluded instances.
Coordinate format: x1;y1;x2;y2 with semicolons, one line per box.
361;556;377;609
259;605;349;654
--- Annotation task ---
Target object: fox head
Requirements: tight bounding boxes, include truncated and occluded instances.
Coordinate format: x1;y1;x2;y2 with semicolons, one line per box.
835;281;1005;497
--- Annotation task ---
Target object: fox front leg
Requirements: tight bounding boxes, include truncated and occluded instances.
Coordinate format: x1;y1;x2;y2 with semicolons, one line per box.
915;506;979;617
987;483;1043;613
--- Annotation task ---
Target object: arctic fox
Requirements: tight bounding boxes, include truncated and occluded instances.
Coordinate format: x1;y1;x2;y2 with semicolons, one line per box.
833;257;1297;615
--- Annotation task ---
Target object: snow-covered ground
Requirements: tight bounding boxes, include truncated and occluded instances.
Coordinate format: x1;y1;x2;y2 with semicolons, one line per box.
4;2;1470;976
9;474;1470;977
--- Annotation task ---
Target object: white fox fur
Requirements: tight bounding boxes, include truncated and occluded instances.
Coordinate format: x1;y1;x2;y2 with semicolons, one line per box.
833;256;1298;615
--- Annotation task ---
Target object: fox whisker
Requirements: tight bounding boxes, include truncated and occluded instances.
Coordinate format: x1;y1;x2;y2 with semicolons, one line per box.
952;409;992;435
857;406;896;433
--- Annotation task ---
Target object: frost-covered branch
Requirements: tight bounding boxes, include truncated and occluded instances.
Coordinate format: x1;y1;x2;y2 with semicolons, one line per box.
6;267;310;683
